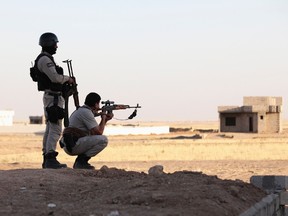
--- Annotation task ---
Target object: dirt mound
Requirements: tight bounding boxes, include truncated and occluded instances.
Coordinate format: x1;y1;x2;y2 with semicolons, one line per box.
0;166;266;216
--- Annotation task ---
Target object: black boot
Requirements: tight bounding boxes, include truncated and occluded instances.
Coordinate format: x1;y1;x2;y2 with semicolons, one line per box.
43;151;67;169
73;154;95;169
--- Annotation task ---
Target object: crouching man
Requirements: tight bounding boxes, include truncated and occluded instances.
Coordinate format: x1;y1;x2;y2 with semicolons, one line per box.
60;92;113;169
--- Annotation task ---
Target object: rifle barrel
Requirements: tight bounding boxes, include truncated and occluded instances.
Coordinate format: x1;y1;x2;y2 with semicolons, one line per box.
128;105;141;108
115;105;141;109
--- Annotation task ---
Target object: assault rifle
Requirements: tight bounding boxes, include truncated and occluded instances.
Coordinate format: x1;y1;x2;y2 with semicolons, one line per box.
99;100;141;120
62;59;80;127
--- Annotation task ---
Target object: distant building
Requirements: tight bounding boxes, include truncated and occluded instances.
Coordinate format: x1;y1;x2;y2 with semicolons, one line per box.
218;96;282;133
0;110;15;126
29;115;45;124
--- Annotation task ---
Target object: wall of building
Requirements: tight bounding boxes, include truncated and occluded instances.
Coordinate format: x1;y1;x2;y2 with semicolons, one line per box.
220;112;282;133
0;110;14;126
29;116;45;124
257;112;266;133
219;113;258;133
266;112;282;133
243;96;282;106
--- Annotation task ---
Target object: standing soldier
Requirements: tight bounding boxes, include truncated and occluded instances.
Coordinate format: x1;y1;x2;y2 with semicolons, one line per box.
35;32;74;168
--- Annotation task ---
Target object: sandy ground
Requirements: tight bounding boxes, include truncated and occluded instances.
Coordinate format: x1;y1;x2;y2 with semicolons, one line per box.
0;121;287;215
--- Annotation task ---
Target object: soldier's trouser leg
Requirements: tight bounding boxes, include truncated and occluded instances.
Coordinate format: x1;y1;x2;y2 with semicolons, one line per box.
42;120;66;169
42;93;66;168
43;121;62;153
42;93;64;154
65;135;108;158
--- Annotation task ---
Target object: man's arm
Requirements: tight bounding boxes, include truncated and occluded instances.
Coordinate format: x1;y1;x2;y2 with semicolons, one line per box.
89;113;113;135
38;56;70;84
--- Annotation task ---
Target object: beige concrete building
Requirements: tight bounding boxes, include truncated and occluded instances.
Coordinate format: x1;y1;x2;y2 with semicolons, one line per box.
29;115;45;124
218;96;282;133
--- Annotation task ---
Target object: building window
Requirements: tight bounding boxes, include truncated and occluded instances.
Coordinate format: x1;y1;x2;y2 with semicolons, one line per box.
260;115;264;120
225;117;236;126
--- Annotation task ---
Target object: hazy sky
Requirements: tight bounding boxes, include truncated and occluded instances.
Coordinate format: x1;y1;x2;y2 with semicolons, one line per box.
1;0;288;122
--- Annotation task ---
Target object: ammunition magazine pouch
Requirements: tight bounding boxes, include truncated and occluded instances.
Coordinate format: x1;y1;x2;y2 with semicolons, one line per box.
37;67;64;92
46;105;65;123
61;127;87;152
30;67;38;82
46;94;65;123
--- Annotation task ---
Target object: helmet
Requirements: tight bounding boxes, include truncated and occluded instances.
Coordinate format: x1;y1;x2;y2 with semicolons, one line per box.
39;32;59;47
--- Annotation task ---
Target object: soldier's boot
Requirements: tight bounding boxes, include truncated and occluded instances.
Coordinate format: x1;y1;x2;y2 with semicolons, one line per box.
73;154;95;170
43;151;67;169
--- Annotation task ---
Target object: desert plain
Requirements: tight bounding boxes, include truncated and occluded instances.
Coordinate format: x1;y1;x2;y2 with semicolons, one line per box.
0;120;287;215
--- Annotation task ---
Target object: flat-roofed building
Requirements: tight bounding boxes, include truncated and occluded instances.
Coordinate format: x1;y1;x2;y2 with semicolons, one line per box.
218;96;282;133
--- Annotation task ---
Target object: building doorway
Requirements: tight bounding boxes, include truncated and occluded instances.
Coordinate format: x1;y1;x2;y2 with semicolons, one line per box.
249;117;253;132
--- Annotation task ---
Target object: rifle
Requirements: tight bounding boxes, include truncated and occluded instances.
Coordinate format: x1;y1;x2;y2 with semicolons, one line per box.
100;100;141;120
62;59;80;127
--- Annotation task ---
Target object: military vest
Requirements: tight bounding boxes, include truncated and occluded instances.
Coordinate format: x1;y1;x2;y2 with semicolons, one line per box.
30;53;64;91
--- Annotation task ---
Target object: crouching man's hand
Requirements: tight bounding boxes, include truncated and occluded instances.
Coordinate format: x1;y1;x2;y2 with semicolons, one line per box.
100;111;113;123
105;113;114;122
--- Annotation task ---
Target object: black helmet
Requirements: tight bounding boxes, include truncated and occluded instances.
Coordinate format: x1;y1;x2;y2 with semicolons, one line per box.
39;32;59;47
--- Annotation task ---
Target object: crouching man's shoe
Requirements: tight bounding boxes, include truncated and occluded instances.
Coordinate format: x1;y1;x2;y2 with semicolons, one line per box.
43;151;67;169
73;154;95;170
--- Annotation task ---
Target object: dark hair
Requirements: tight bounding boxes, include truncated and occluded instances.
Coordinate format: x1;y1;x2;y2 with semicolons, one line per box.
84;92;101;107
